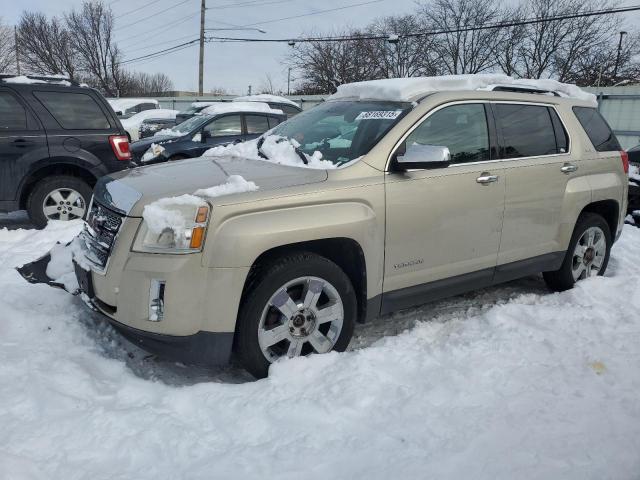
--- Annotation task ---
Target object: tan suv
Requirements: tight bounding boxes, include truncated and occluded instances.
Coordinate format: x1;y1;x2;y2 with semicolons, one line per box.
21;77;629;378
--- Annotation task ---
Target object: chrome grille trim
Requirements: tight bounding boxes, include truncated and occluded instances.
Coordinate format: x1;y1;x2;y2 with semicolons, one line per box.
81;198;125;272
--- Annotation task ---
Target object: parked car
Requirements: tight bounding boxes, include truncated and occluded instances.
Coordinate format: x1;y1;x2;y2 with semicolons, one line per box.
0;74;131;228
120;109;179;142
233;94;302;118
139;117;177;139
20;76;628;378
627;144;640;221
108;98;159;119
130;102;285;164
174;102;219;124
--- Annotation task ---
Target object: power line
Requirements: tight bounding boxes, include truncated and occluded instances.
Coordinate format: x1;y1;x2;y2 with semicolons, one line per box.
207;0;293;9
117;11;200;46
114;0;192;31
241;0;385;27
117;4;640;64
206;4;640;43
115;0;166;19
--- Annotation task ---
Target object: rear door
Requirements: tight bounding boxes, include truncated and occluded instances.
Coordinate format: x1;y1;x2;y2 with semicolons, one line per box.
202;114;244;147
0;88;48;203
493;102;574;277
244;114;271;141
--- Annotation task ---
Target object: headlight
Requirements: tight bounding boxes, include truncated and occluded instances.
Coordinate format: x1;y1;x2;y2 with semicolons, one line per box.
133;200;210;254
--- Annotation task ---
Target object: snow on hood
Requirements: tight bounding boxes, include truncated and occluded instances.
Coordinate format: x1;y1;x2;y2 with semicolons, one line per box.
330;74;597;105
200;102;283;116
233;94;300;108
204;135;335;170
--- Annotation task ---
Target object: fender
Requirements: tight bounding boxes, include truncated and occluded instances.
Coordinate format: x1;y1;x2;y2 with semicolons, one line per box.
204;199;384;295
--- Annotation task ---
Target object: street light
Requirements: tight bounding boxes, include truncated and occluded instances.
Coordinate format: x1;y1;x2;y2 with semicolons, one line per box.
613;30;628;81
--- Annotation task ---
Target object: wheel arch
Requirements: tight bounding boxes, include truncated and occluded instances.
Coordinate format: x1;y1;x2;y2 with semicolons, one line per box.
241;237;369;324
19;160;99;209
579;199;619;239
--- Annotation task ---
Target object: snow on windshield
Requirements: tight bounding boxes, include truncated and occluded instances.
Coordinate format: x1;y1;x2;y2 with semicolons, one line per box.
204;135;336;169
233;94;300;108
200;101;283;116
331;74;597;105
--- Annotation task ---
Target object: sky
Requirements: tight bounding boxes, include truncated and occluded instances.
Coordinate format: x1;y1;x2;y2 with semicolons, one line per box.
2;0;419;94
4;0;640;94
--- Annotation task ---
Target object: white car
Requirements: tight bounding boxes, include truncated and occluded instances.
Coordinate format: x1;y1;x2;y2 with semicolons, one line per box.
108;98;159;118
121;109;179;142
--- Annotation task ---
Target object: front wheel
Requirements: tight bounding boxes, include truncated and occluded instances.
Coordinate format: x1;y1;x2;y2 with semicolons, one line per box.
543;212;612;292
236;252;357;378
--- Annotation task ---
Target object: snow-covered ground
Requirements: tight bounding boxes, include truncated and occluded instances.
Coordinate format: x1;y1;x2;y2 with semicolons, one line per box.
1;222;639;479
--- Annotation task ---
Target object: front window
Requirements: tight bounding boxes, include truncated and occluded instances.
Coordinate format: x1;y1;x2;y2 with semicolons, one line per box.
204;114;242;137
269;100;412;165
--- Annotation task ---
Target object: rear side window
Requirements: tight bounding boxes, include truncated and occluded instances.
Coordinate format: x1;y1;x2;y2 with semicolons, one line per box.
245;115;270;134
495;104;558;158
204;114;242;137
572;106;621;152
34;91;111;130
0;92;27;130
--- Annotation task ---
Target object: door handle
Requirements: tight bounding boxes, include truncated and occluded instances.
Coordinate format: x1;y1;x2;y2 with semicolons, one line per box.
13;138;34;148
476;173;499;185
560;163;578;174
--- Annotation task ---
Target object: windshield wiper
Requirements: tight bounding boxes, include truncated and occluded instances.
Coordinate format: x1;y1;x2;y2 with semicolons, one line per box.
257;136;269;160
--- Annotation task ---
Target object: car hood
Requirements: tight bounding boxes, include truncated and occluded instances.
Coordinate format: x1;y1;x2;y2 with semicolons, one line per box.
94;156;328;216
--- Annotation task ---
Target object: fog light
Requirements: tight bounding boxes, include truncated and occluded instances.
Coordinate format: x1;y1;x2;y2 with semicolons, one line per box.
149;279;166;322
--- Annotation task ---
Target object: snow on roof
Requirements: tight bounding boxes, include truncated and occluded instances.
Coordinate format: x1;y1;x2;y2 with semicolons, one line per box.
2;75;71;86
108;98;159;113
330;74;597;105
120;109;178;128
233;94;300;108
200;101;283;116
190;101;223;108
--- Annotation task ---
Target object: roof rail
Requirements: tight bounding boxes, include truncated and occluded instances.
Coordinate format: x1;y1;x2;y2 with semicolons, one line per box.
488;84;561;97
0;74;80;86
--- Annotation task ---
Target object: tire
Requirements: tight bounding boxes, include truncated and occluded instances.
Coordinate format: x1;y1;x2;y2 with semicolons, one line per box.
543;212;612;292
27;175;93;229
169;154;188;161
236;252;357;379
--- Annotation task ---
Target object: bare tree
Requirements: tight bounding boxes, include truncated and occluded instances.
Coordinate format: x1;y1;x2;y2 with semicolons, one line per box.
0;19;15;73
17;12;77;78
258;73;276;94
418;0;504;74
119;71;173;96
65;1;123;95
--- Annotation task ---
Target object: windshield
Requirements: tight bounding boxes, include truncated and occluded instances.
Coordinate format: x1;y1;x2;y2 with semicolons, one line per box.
168;115;209;135
269;100;412;164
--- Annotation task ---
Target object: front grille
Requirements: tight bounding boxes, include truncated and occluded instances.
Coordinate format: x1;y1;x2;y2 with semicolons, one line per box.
80;199;125;270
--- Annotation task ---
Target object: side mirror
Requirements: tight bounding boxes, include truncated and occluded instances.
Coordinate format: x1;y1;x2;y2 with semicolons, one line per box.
394;143;451;170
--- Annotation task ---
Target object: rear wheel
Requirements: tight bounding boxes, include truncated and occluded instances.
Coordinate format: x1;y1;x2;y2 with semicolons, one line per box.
543;212;612;291
27;175;92;229
236;252;357;378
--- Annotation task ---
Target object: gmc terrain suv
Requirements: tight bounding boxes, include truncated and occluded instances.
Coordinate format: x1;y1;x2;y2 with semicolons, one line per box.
0;75;131;227
21;76;628;378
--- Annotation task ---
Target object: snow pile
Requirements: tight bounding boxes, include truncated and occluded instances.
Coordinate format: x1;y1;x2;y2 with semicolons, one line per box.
1;222;640;478
233;94;300;108
200;101;283;116
194;174;258;197
153;128;184;138
121;109;179;142
45;238;91;292
204;135;336;169
142;194;206;234
331;74;597;105
141;143;165;162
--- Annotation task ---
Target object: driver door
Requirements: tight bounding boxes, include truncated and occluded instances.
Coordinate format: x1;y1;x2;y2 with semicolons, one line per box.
383;102;506;312
202;114;244;147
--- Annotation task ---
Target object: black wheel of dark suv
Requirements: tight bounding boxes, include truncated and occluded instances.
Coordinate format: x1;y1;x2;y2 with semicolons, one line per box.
236;252;357;379
543;212;612;292
27;175;93;229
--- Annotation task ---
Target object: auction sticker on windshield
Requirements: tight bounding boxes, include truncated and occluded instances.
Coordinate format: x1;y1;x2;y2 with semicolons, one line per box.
355;110;403;120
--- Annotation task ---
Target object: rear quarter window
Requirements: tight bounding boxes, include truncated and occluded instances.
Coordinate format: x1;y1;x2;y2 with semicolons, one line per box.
572;106;621;152
34;91;111;130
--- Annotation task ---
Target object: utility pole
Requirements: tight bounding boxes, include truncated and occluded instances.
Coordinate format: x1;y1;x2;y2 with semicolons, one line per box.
198;0;205;96
14;26;20;75
287;67;291;95
612;30;627;82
